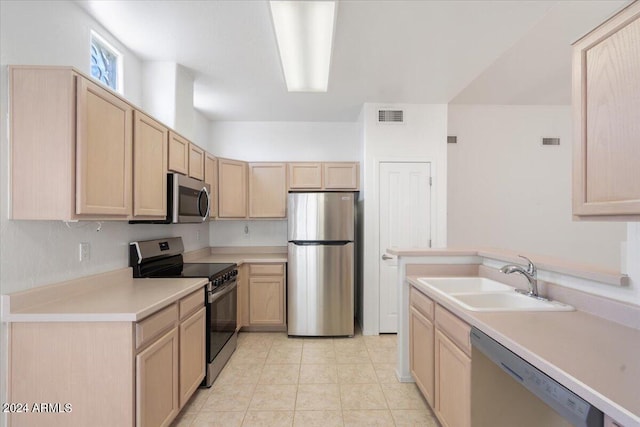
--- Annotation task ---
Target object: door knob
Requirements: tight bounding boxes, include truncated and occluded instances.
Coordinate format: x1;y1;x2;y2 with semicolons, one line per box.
381;254;393;260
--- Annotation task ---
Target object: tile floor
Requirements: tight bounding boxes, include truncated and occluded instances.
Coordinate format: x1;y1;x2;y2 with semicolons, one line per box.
171;327;440;427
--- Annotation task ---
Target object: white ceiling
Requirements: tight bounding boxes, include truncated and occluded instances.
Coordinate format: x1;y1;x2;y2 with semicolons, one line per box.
77;0;628;122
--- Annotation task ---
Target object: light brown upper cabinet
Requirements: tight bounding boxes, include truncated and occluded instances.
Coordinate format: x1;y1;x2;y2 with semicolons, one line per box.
204;153;218;219
288;163;323;189
168;131;190;175
572;2;640;219
288;162;360;191
133;111;168;218
324;162;359;189
189;144;205;180
249;163;287;218
9;66;133;220
218;158;248;218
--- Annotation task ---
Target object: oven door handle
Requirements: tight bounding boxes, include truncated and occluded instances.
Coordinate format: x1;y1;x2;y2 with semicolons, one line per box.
208;279;237;304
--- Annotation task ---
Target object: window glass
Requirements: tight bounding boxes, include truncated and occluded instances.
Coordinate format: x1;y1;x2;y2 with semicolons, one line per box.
90;32;121;92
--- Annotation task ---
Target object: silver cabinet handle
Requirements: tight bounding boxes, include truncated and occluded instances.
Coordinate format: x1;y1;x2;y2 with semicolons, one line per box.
381;254;393;260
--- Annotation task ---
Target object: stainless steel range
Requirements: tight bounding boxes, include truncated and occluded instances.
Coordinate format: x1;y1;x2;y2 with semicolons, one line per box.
129;237;237;387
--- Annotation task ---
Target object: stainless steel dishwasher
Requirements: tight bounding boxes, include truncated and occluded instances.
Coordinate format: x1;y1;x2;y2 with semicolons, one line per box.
471;327;604;427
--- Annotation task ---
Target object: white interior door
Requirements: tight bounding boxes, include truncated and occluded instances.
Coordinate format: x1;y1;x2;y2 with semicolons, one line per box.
379;162;431;333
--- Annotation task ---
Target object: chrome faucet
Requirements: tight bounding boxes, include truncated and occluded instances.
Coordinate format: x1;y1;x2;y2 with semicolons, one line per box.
499;255;541;298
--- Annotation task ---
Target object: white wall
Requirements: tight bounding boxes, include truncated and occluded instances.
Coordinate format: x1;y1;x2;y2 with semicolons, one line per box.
447;105;626;270
361;103;448;335
0;2;210;418
208;121;362;245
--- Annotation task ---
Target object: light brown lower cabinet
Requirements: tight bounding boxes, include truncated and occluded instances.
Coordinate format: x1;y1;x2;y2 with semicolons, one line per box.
242;263;287;331
136;328;179;427
409;306;435;407
7;289;205;427
179;307;206;408
435;329;471;427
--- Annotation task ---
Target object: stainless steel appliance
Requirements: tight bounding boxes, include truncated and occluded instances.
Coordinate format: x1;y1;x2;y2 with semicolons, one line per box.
129;237;237;387
287;192;356;336
471;327;603;427
130;173;210;224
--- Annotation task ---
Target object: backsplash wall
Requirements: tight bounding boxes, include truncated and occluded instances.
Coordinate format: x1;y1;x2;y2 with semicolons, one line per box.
210;221;288;247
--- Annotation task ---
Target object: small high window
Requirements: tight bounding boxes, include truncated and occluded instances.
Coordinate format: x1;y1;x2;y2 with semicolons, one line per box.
90;31;122;93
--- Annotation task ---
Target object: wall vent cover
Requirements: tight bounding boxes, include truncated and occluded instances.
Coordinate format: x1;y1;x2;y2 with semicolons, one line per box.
447;136;457;144
542;137;560;146
378;110;404;123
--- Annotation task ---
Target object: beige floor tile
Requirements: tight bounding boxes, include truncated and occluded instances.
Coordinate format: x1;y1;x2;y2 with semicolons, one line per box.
249;384;297;411
238;333;276;350
204;384;255;411
259;364;300;385
170;411;196;427
368;347;396;364
334;337;366;352
336;348;371;364
182;389;211;414
374;363;400;384
381;383;428;410
337;363;378;384
340;384;388;410
216;363;264;385
266;347;303;364
299;364;338;384
271;339;304;351
391;409;440;427
342;410;395;427
364;334;397;349
293;410;343;427
296;384;341;410
302;338;335;351
301;347;337;364
242;411;294;427
192;410;245;427
230;347;269;365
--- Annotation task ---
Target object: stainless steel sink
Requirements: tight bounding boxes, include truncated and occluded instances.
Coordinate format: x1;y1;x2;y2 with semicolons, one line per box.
416;277;574;312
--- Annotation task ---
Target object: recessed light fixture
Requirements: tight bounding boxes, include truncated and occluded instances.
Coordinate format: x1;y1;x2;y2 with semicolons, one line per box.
269;0;337;92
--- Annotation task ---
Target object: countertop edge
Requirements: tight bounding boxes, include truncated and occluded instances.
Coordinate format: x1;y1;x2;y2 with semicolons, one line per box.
407;276;640;426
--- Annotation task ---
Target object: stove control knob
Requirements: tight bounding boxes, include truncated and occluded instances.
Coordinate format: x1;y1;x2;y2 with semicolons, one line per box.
232;270;238;277
214;278;221;286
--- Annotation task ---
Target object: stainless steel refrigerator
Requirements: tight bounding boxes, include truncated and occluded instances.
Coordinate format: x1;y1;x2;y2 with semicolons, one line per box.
287;192;355;337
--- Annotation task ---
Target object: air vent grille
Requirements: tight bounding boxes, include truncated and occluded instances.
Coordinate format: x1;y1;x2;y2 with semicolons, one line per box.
542;137;560;146
378;110;404;123
447;136;457;144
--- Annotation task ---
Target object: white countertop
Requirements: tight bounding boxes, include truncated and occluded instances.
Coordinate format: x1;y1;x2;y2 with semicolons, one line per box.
2;268;208;322
193;253;287;265
408;276;640;426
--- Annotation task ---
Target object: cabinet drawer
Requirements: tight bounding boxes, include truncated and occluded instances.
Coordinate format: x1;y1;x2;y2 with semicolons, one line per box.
136;304;178;350
249;263;284;276
435;305;471;356
410;287;434;320
179;289;205;320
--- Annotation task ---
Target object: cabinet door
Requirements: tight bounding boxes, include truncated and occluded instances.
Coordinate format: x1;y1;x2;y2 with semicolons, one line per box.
288;163;322;189
136;328;179;427
249;276;285;326
572;4;640;217
410;307;434;407
324;162;359;190
435;329;471;427
179;307;206;408
218;158;248;218
204;153;218;219
133;111;168;217
189;144;205;180
76;77;132;216
168;131;189;175
249;163;287;218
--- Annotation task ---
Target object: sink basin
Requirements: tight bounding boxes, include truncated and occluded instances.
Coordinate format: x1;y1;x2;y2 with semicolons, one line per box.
417;277;513;294
452;292;574;312
415;276;574;312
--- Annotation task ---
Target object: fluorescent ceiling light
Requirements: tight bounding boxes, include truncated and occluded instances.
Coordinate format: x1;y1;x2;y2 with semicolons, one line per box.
270;1;336;92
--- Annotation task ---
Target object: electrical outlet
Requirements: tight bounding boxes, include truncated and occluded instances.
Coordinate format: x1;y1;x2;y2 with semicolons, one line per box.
243;224;250;239
79;242;91;262
196;230;201;241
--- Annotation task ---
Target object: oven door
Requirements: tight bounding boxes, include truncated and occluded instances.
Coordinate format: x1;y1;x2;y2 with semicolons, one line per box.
207;279;237;363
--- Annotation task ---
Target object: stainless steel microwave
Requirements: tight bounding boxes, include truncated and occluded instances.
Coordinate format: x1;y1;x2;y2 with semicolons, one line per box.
130;173;210;224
